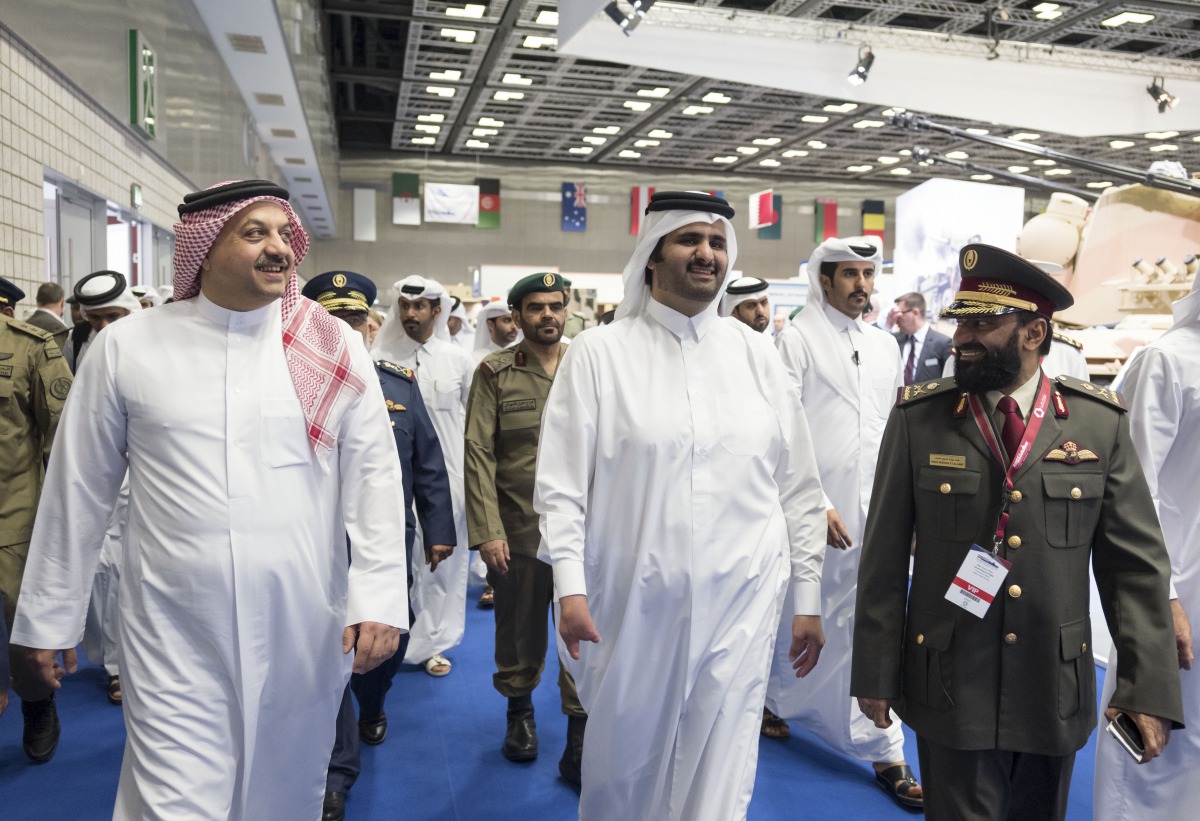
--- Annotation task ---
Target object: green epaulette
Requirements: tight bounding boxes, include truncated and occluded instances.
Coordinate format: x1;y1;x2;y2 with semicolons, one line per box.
3;316;54;342
1056;375;1126;411
1052;332;1083;351
897;376;959;405
375;359;414;381
478;348;515;378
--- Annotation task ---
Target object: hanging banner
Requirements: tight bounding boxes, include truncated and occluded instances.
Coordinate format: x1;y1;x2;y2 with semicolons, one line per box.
631;185;655;235
392;172;421;226
815;197;838;242
758;195;783;240
863;199;886;242
425;182;479;224
562;182;587;232
477;178;501;229
749;189;777;230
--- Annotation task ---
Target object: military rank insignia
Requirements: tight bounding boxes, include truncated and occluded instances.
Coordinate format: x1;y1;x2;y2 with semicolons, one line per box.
1044;440;1099;464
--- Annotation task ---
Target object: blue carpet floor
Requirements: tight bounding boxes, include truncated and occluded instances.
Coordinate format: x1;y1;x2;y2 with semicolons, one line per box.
1;586;1101;819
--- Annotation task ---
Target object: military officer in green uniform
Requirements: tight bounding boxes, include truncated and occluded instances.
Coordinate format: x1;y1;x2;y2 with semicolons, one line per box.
560;278;587;339
464;272;587;786
0;274;74;763
851;245;1184;821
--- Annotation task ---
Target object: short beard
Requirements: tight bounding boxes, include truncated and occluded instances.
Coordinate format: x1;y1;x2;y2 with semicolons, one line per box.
954;327;1023;394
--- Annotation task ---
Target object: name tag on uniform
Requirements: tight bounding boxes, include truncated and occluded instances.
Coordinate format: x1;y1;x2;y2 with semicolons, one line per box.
945;545;1011;618
501;399;536;412
929;453;966;469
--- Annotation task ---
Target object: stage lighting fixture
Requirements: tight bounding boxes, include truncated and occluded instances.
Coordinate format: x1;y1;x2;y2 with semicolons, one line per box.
605;1;657;36
1147;77;1179;113
848;47;874;86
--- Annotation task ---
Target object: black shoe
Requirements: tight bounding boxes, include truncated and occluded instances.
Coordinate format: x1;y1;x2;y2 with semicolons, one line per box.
22;696;60;764
558;715;587;788
503;695;538;763
359;714;387;746
322;790;346;821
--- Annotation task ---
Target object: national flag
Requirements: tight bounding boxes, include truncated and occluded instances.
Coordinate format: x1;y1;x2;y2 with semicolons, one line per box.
862;199;885;242
631;186;655;235
815;197;838;242
749;189;777;230
757;195;783;240
562;182;587;232
392;172;421;226
424;182;479;224
477;178;501;229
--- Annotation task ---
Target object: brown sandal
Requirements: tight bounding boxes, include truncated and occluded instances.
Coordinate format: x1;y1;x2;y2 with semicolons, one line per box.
761;707;790;739
107;675;122;706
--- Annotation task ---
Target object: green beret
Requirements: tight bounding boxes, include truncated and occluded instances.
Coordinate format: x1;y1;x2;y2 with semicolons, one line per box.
508;272;567;309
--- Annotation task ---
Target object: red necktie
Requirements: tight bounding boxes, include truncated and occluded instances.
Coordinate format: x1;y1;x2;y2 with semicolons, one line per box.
904;338;916;384
997;396;1025;461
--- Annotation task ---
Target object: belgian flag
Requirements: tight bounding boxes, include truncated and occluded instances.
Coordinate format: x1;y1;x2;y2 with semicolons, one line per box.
862;200;885;242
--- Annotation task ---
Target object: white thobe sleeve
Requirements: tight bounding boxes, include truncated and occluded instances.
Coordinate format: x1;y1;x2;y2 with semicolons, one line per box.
11;331;129;648
1117;347;1181;600
534;340;598;599
337;340;411;630
776;328;835;512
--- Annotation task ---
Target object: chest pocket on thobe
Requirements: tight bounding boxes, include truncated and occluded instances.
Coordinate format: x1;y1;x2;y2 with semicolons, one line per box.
260;398;311;468
1042;473;1104;548
432;379;462;412
917;467;981;541
714;393;776;457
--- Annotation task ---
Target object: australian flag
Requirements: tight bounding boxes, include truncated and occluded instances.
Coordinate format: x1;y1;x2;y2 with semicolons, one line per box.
562;182;587;232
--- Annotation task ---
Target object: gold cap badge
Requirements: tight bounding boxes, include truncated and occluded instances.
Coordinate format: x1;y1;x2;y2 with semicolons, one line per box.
542;273;556;287
332;274;347;288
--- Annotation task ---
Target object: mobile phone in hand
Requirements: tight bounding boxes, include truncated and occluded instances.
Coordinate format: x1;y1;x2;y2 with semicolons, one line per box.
1106;712;1145;761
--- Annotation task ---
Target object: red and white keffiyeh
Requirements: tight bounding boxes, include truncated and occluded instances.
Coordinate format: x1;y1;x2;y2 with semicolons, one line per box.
173;182;366;454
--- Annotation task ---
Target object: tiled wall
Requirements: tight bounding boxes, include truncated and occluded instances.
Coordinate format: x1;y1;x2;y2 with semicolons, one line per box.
0;25;191;298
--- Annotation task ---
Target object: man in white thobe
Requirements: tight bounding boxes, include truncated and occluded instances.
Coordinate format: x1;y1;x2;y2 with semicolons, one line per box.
373;275;474;676
10;180;409;820
537;191;827;821
1094;274;1199;819
473;299;520;362
766;236;921;809
719;275;772;333
447;295;475;349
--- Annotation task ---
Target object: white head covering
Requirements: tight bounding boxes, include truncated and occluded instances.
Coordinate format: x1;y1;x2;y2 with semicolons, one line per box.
474;300;515;351
371;275;450;360
719;276;769;317
131;285;163;308
802;235;883;310
156;284;174;303
1169;268;1200;331
77;272;143;316
615;194;738;321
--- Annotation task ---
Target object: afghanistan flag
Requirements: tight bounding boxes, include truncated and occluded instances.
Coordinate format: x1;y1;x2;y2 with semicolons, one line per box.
477;178;500;229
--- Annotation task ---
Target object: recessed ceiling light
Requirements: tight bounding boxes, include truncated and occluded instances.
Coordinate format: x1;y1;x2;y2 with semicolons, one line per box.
1149;144;1179;152
634;139;660;148
535;10;558;26
648;129;673;139
807;140;827;149
1145;131;1179;139
1044;169;1072;175
493;91;524;102
781;150;809;158
1010;132;1041;141
712;156;738;164
890;168;912;175
619;150;642;159
472;128;498;137
440;28;477;43
1032;3;1063;20
415;124;441;134
1034;159;1056;166
522;35;557;49
426;86;456;97
965;128;990;136
583;136;607;145
637;87;670;98
946;151;970;160
853;120;885;129
1109;139;1135;149
846;165;873;173
683;105;713;116
759;159;781;168
1101;12;1155;27
753;137;782;146
624;100;652;111
824;102;858;113
702;92;731;104
1087;181;1114;188
445;4;486;18
430;69;462;81
593;126;620;135
898;149;912;156
502;73;533;86
736;146;760;155
465;139;490;149
569;146;593;155
418;113;445;123
801;115;829;124
878;156;900;164
970;174;994;181
1008;166;1030;173
411;137;435;145
478;117;504;127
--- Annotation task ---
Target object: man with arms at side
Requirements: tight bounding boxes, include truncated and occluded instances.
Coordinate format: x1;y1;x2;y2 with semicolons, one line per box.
853;244;1183;821
303;271;455;821
719;276;772;333
11;180;409;819
466;272;587;785
766;237;919;809
537;192;827;820
373;275;474;677
1093;274;1199;820
894;291;952;386
24;282;68;351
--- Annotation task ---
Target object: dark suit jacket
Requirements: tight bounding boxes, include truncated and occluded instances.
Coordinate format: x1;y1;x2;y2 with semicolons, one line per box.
23;309;68;352
896;327;953;384
851;374;1183;756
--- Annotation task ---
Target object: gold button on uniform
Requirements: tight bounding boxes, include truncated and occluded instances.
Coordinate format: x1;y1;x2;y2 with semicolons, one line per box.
1008;535;1022;548
940;483;952;494
1004;633;1018;645
1070;487;1082;500
916;634;925;645
1008;584;1022;599
1009;490;1023;503
1082;643;1088;653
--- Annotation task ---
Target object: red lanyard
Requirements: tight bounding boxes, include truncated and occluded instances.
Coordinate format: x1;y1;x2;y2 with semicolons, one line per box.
966;374;1051;553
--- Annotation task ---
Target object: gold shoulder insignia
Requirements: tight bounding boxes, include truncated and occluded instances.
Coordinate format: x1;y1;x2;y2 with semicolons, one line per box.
897;377;959;406
1052;332;1083;351
1055;375;1126;412
375;359;415;382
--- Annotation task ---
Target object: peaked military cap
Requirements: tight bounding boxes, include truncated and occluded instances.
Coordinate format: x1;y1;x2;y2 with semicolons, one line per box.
0;275;25;307
302;270;376;313
508;272;567;309
943;244;1074;319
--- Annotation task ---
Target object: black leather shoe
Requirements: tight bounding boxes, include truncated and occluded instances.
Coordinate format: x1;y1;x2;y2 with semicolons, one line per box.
502;695;537;762
359;714;387;746
322;790;346;821
558;715;587;788
22;696;60;764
